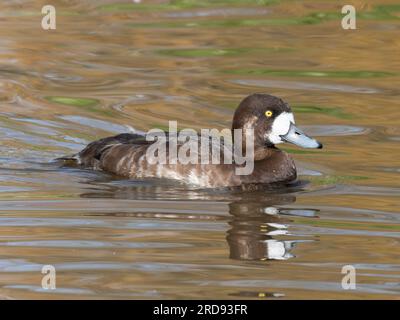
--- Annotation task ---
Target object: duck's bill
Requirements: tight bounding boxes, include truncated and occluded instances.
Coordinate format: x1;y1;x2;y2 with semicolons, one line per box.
280;123;323;149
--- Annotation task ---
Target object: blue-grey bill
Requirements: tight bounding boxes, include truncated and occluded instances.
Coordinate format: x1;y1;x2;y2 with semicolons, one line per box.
280;123;323;149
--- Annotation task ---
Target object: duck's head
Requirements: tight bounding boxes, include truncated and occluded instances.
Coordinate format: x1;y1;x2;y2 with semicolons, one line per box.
232;93;322;151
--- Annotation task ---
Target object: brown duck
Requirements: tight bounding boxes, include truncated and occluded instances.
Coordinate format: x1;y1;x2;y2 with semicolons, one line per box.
59;94;322;188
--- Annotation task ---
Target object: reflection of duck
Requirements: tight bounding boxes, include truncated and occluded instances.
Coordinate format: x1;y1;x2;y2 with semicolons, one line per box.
76;176;317;261
58;94;322;188
227;195;318;261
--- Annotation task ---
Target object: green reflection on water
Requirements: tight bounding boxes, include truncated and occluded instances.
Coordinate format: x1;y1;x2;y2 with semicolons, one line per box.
46;96;99;107
99;0;277;12
45;96;116;118
119;2;400;29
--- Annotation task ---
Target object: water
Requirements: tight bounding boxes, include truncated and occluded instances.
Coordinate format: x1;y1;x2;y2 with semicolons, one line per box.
0;0;399;299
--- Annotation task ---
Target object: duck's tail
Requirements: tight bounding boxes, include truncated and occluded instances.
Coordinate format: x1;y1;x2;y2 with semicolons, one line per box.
54;154;80;167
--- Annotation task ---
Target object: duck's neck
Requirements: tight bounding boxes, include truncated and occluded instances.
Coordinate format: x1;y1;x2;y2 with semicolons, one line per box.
253;145;277;161
232;126;276;162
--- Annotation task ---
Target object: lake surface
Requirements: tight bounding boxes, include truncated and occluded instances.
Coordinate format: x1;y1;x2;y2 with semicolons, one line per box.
0;0;399;299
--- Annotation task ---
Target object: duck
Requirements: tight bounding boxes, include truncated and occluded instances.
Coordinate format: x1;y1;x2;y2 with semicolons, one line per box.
59;93;322;188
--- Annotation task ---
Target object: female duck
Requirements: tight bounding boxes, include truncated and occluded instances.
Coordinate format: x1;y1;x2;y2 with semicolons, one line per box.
61;94;322;188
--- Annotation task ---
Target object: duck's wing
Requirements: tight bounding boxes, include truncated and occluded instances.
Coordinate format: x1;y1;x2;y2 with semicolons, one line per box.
56;133;149;168
57;131;229;169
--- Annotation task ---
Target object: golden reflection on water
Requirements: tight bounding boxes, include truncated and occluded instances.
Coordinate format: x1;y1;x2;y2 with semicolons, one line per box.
0;0;399;299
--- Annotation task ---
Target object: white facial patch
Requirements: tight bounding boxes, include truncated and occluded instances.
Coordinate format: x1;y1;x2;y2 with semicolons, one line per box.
267;112;295;144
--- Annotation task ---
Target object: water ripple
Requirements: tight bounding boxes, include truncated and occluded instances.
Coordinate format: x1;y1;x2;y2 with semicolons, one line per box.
230;79;381;93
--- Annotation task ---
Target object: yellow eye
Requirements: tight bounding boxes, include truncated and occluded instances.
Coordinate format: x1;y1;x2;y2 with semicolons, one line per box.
265;110;273;117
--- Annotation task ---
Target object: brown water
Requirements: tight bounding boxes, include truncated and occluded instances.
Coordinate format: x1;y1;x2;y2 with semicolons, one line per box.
0;0;399;299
